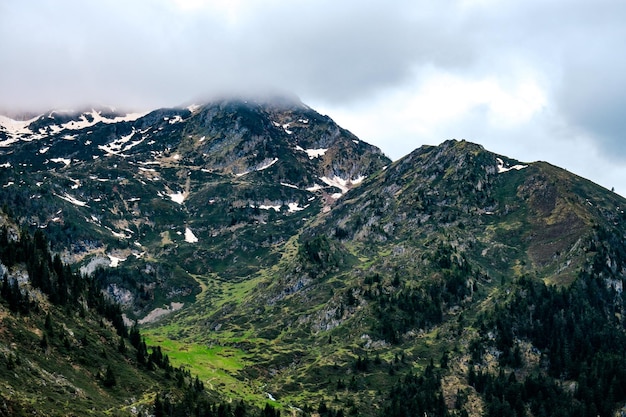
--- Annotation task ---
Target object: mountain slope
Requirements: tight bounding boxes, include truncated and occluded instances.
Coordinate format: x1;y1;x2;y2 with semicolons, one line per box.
0;97;390;321
148;139;626;415
3;96;626;417
318;139;624;282
0;218;231;416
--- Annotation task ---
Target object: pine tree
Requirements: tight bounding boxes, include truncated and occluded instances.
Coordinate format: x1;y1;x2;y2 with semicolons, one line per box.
103;365;116;388
118;336;126;354
44;312;54;336
440;350;449;369
234;400;246;417
1;274;9;300
137;339;148;365
8;278;22;313
40;334;48;350
154;393;165;417
129;324;141;349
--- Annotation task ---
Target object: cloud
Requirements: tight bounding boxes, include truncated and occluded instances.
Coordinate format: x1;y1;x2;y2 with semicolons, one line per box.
460;0;626;161
556;51;626;159
0;0;625;193
0;0;471;109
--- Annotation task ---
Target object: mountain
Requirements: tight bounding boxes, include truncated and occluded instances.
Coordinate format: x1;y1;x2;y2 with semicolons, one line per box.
166;138;626;415
2;97;626;416
317;139;623;283
0;97;389;319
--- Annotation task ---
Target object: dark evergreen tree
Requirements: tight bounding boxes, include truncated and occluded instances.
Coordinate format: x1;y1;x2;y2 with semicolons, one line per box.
0;273;9;301
44;312;54;336
40;334;48;350
103;365;116;388
118;336;126;354
154;393;165;417
129;325;141;349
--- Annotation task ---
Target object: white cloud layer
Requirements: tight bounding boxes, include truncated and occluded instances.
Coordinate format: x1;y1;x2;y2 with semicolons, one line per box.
1;0;626;193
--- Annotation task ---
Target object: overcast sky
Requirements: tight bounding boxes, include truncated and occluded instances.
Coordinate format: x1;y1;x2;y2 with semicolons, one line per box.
1;0;625;194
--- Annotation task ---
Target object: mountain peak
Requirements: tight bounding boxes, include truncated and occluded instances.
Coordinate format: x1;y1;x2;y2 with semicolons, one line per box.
188;92;306;113
387;138;530;190
0;96;390;280
321;138;625;281
182;97;389;183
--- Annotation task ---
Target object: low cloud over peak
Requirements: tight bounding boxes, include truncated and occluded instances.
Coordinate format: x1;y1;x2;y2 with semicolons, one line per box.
2;0;626;193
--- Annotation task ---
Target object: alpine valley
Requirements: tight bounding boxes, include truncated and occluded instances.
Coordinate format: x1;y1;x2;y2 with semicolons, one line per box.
1;96;626;417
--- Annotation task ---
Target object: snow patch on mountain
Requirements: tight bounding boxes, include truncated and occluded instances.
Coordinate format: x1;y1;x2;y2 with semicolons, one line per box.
306;184;323;192
109;228;131;239
294;145;328;159
319;175;366;194
287;202;307;212
0;114;40;137
185;227;199;243
167;115;183;124
281;182;300;189
236;158;278;177
351;175;366;185
50;158;71;166
496;158;528;173
165;190;187;205
99;129;144;156
320;176;350;193
0;137;19;147
169;191;186;204
55;193;88;207
305;148;328;159
255;204;281;212
107;254;126;268
252;202;308;213
0;110;147;150
257;157;279;171
69;178;81;189
59;109;147;131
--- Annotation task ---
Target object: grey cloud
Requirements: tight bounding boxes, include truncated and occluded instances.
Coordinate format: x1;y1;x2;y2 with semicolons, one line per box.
1;0;626;169
231;1;471;103
0;0;474;110
554;38;626;159
460;0;626;159
0;0;226;109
